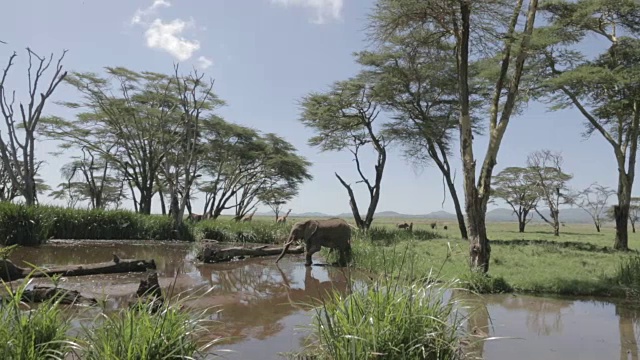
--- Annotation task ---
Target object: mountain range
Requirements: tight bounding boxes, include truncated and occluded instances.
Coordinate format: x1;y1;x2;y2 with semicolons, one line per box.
258;207;604;224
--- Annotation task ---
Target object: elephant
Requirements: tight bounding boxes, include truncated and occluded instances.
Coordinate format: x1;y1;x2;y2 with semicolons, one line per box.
275;218;352;267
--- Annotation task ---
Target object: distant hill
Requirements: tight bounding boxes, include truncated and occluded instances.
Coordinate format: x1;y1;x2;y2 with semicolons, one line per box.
255;207;608;224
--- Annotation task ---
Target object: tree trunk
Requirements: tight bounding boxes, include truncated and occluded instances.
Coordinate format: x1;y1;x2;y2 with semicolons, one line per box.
335;173;366;230
451;186;469;239
614;204;630;250
138;188;153;215
467;198;491;273
518;219;526;233
197;244;304;263
595;223;601;233
632;221;636;233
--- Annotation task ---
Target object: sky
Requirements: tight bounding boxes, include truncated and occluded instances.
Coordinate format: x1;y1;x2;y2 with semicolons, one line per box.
0;0;628;216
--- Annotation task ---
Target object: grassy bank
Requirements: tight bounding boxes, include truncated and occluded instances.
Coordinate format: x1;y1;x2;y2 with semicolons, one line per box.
342;221;640;298
0;203;293;245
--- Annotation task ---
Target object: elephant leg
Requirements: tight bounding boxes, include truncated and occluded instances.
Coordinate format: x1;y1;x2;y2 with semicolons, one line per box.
305;243;321;266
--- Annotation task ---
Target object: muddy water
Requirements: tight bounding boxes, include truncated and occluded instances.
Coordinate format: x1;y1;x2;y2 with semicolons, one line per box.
7;240;357;359
459;292;640;360
6;240;640;359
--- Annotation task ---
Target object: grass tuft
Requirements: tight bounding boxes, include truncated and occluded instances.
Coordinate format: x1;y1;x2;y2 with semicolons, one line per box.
0;273;77;359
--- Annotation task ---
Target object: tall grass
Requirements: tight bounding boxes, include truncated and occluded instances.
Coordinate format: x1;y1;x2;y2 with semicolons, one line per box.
194;219;292;244
0;274;77;359
79;302;213;359
308;246;468;360
0;203;52;246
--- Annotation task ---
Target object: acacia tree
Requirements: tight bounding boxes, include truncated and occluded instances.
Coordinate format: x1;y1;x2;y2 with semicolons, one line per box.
158;66;221;226
491;167;539;233
370;0;541;271
536;0;640;250
197;121;311;220
572;183;615;232
300;77;389;230
44;66;221;217
357;34;479;239
528;150;573;236
0;48;67;206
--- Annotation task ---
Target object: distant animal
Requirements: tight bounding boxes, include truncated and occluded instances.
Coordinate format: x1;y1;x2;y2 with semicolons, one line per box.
277;209;292;224
397;222;413;232
276;218;352;267
242;209;257;222
187;213;203;222
112;253;120;264
443;225;448;230
430;222;437;229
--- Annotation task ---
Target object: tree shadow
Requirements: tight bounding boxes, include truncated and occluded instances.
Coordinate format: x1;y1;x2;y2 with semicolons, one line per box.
501;230;604;236
491;239;635;254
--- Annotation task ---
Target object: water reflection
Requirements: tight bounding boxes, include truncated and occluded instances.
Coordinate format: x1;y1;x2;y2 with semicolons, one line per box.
457;292;640;360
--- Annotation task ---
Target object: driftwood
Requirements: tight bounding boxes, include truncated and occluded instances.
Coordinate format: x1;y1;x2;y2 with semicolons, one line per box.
0;255;157;282
131;272;164;313
198;244;305;263
8;285;98;305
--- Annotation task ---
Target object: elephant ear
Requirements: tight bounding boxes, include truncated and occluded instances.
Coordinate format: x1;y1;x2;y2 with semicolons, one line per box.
303;220;319;240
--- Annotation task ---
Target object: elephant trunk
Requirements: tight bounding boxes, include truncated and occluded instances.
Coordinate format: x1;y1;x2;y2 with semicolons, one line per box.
275;236;295;264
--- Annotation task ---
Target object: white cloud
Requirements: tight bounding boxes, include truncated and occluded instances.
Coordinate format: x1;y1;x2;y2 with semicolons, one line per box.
131;0;207;62
131;0;171;25
144;19;201;61
271;0;343;24
197;56;213;69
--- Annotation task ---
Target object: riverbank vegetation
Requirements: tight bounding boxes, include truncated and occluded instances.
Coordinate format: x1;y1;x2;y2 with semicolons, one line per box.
342;219;640;298
0;269;219;359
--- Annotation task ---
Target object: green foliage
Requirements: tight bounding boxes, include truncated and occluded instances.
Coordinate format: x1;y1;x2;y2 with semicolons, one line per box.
79;300;213;360
193;219;292;244
0;202;52;246
0;275;76;359
310;272;465;359
0;203;196;244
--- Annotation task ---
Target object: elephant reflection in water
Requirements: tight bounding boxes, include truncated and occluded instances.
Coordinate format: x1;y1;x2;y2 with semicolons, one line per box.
275;264;352;306
616;304;639;360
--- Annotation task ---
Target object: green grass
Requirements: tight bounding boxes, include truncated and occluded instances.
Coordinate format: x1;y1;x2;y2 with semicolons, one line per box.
301;248;468;360
193;218;292;244
78;299;215;360
0;273;77;359
340;219;640;298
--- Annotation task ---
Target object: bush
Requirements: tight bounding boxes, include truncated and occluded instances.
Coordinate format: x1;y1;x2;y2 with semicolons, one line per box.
0;274;76;359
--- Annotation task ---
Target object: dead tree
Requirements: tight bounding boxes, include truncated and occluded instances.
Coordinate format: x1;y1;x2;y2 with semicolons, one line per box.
0;48;67;206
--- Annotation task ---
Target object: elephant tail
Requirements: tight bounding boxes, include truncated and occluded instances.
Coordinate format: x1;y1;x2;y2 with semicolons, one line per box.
275;240;293;264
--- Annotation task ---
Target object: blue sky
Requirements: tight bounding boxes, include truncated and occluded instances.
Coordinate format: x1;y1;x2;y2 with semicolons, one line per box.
0;0;626;216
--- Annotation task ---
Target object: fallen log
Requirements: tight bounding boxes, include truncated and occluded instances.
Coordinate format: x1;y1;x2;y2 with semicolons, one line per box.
197;244;304;263
0;256;157;282
9;285;98;305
